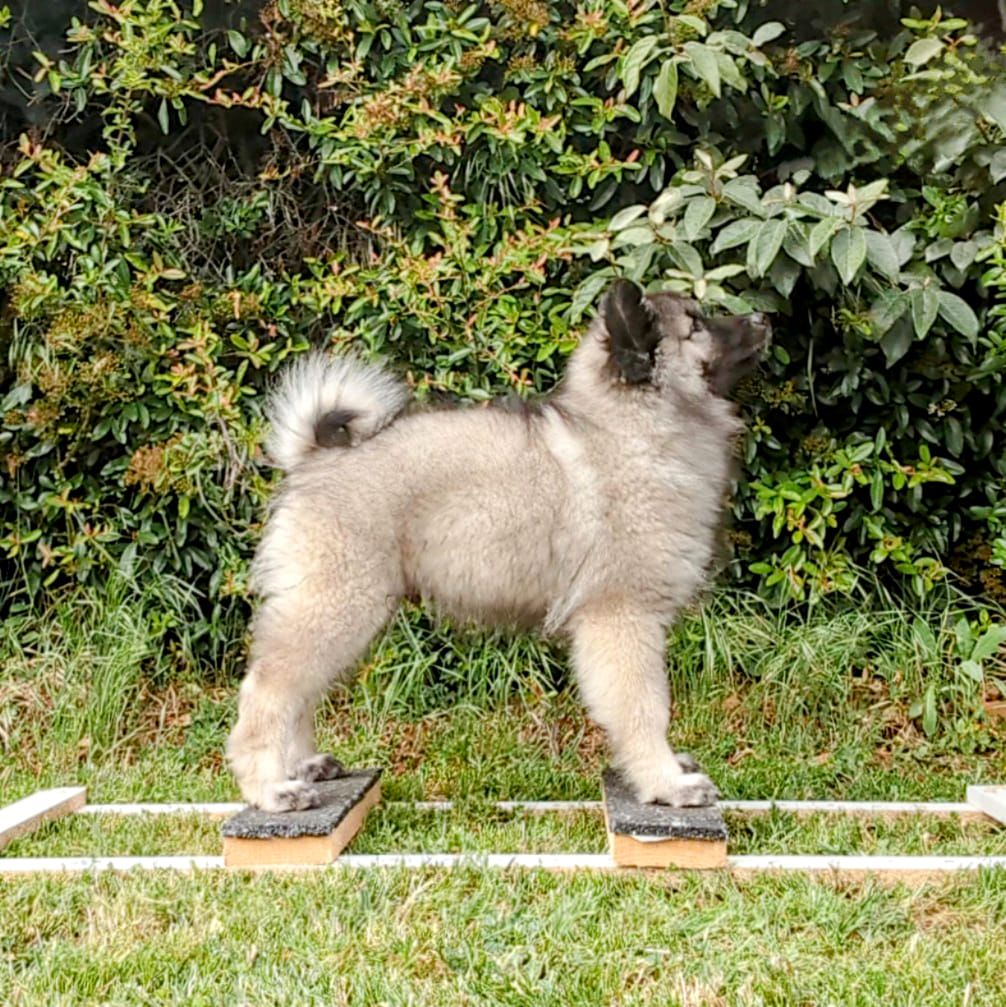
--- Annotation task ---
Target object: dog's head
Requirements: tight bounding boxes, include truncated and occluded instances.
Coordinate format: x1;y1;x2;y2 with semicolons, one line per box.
600;279;771;399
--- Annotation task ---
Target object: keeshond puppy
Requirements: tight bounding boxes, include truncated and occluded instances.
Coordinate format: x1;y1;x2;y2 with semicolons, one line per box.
227;279;770;812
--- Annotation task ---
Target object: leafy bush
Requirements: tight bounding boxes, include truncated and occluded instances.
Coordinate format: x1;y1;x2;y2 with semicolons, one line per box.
1;0;1005;652
575;149;998;601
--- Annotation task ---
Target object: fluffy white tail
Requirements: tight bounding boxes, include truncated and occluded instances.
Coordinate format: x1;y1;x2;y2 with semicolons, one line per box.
265;353;408;470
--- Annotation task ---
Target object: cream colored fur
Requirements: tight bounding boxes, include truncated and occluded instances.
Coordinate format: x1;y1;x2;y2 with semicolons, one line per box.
227;287;765;811
265;353;407;469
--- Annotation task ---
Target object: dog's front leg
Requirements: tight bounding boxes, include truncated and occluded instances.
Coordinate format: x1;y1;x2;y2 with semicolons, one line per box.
569;603;718;807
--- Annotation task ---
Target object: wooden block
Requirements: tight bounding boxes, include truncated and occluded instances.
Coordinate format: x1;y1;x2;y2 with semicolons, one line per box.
965;784;1006;826
222;771;381;868
0;787;86;851
602;769;727;869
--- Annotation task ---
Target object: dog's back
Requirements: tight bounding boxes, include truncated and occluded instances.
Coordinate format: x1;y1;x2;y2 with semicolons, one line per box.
259;338;739;632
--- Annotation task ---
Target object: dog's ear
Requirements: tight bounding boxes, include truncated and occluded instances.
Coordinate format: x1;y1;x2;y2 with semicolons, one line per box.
601;279;658;384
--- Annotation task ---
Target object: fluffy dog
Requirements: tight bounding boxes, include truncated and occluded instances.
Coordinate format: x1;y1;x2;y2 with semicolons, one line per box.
227;279;770;811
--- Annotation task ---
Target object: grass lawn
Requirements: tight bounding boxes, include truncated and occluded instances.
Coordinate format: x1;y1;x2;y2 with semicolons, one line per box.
2;586;1006;1004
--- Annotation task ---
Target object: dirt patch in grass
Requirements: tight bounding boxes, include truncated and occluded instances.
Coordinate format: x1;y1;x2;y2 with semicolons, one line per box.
518;702;607;770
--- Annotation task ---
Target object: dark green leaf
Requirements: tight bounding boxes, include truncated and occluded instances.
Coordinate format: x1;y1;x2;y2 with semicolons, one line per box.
959;659;984;683
842;62;864;93
613;224;655;246
667;241;703;278
937;291;979;340
571;271;614;322
717;293;756;314
910;287;939;339
609;205;647;231
925;238;953;262
978;83;1006;131
991;149;1006;183
682;196;715;240
972;625;1006;662
769;254;800;298
622;36;660;98
945;417;964;457
949;240;979;272
710;218;759;254
752;22;785;46
648;189;684;223
716;52;745;92
880;318;913;364
891;228;917;266
904;37;943;67
782;223;815;267
705;264;746;282
723;178;764;216
870;469;883;511
654;60;678;119
809;218;839;260
684;42;721;98
747;219;787;279
922;683;937;737
227;30;250;57
864;230;900;280
871;290;908;336
830;226;867;285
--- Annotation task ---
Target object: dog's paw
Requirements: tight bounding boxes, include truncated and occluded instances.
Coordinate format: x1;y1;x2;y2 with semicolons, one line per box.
629;763;720;808
294;753;345;783
663;772;719;808
257;780;321;812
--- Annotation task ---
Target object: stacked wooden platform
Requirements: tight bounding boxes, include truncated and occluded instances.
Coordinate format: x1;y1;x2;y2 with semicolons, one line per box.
601;769;727;869
221;770;382;868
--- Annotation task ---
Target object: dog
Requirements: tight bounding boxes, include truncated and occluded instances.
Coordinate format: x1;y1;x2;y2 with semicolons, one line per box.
226;278;770;812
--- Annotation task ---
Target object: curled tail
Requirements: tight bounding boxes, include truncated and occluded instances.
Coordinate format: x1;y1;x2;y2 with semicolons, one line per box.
265;353;408;470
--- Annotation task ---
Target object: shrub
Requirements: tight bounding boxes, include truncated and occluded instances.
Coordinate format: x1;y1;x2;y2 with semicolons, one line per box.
0;0;1004;652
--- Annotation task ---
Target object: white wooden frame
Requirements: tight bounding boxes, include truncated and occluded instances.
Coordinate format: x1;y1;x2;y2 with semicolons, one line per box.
2;787;1004;882
77;798;983;819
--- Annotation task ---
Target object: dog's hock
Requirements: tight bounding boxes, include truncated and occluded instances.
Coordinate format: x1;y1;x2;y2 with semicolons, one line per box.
602;768;728;869
222;769;381;867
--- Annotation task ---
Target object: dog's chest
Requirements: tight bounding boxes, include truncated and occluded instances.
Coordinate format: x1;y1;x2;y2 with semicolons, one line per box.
591;433;732;592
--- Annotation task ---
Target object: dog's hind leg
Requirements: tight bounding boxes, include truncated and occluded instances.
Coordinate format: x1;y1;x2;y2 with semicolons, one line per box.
569;603;718;807
227;558;398;812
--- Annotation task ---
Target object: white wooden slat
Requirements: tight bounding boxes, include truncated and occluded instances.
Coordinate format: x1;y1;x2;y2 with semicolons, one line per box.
0;788;87;851
722;800;979;817
965;785;1006;826
0;855;222;874
4;852;1006;878
336;853;614;870
79;798;982;817
729;854;1006;881
79;802;244;817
